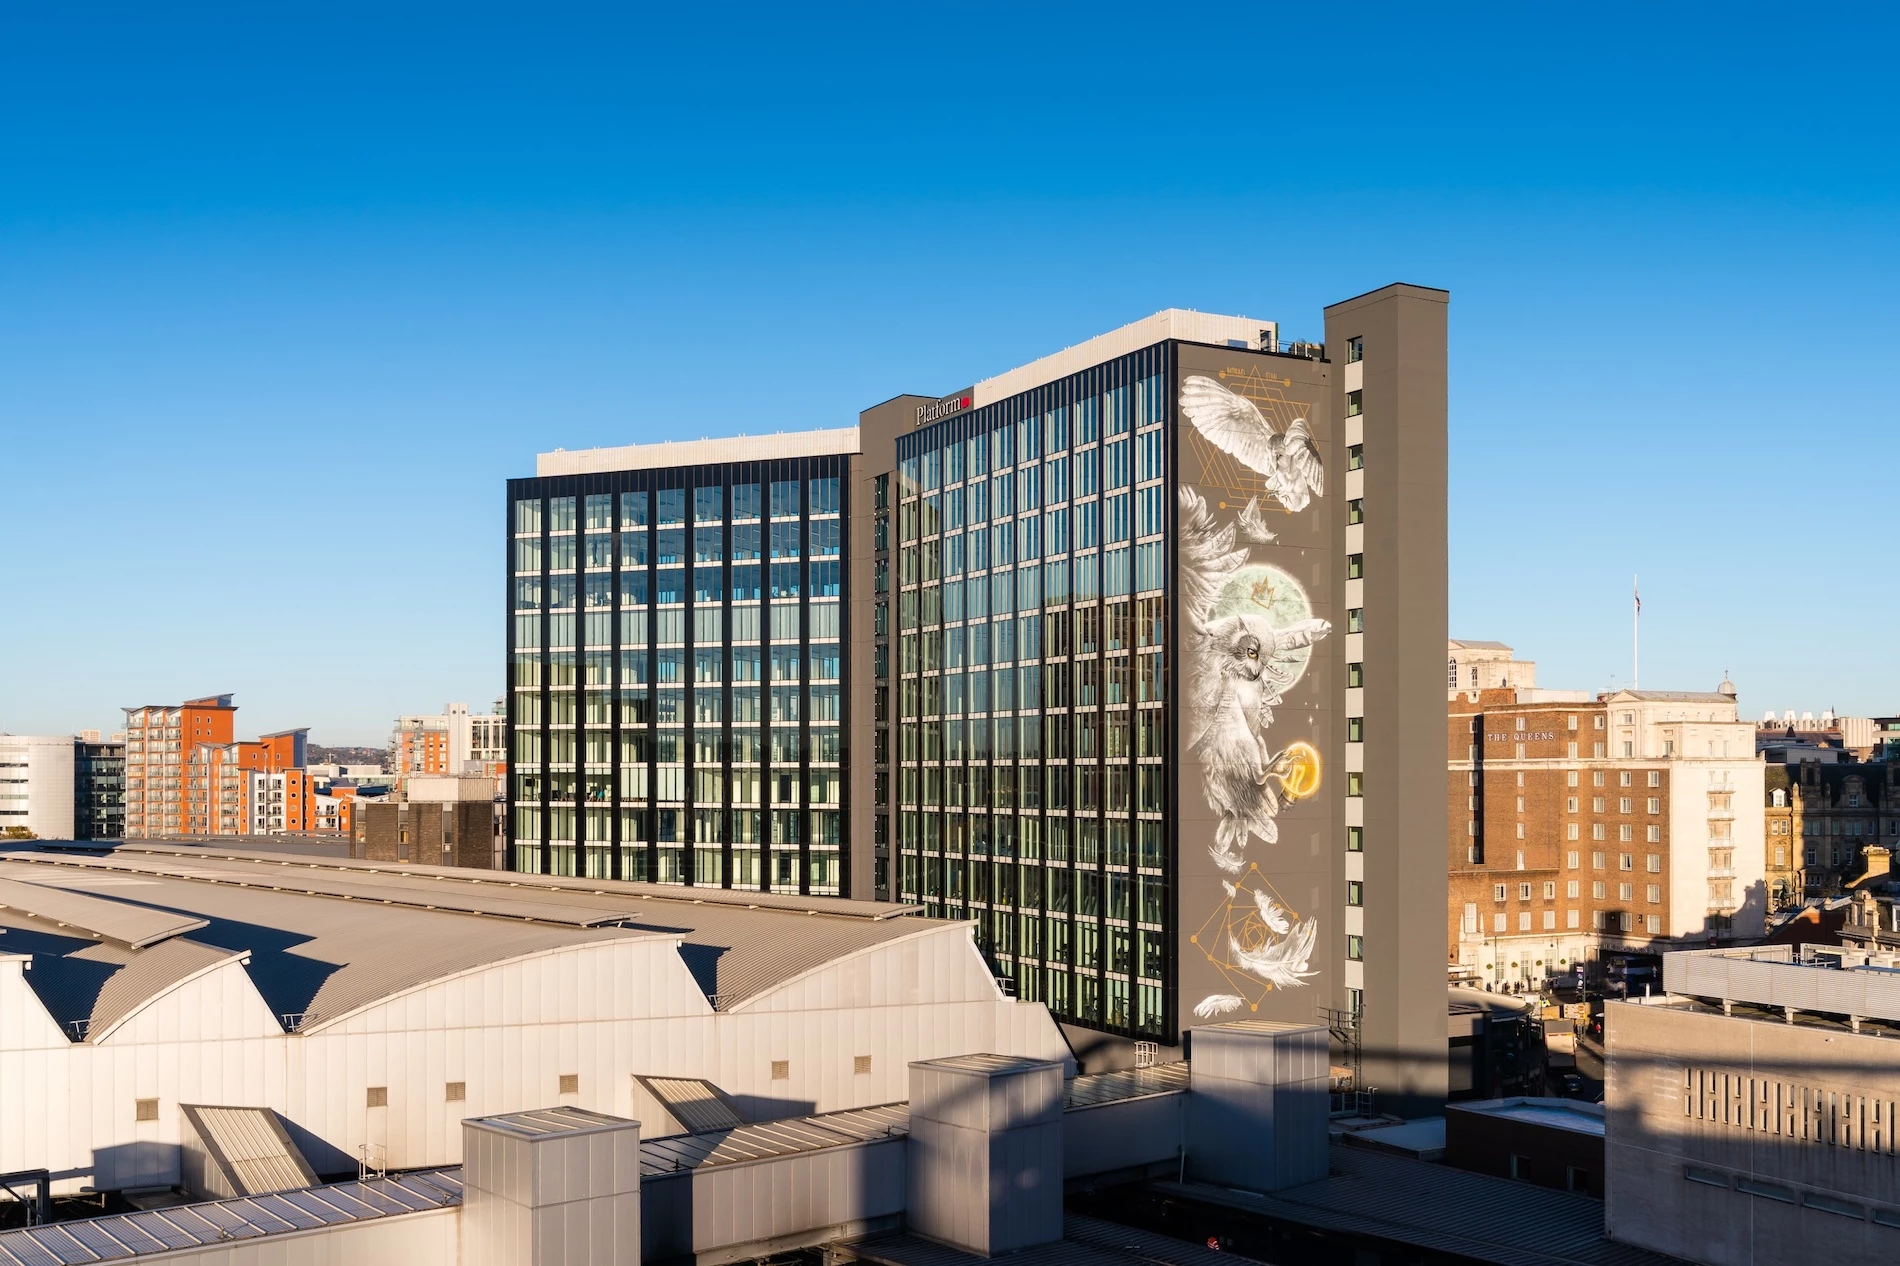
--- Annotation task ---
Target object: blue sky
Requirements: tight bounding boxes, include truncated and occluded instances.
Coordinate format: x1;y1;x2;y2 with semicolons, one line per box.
2;5;1896;744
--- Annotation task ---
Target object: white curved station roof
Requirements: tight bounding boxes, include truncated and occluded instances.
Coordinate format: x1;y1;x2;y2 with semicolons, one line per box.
0;843;935;1039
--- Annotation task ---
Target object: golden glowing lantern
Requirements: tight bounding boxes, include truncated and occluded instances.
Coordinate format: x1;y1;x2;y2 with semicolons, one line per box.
1278;741;1321;801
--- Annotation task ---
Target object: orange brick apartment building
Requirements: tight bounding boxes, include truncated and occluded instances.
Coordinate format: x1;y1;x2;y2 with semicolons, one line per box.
122;696;338;838
1445;646;1766;990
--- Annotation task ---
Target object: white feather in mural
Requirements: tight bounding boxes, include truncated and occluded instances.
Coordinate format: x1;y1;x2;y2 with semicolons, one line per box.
1193;994;1246;1019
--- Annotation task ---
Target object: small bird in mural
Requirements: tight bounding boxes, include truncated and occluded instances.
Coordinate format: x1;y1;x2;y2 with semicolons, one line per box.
1180;375;1325;513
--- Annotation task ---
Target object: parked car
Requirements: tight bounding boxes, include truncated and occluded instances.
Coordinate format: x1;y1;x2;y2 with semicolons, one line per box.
1561;1072;1584;1095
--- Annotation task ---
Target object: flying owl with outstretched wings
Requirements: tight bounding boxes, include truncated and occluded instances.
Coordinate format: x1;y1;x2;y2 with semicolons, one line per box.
1180;375;1324;513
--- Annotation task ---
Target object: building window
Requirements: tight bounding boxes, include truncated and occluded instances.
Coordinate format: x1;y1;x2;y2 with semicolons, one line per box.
1346;554;1364;579
1346;390;1363;417
1519;882;1533;900
1347;662;1364;688
1347;336;1363;363
1346;772;1364;797
1493;883;1507;902
1648;771;1661;787
1347;498;1364;525
1647;884;1662;903
1347;717;1364;742
1346;881;1364;906
1347;608;1364;633
1347;444;1364;470
1346;935;1364;961
1347;826;1363;852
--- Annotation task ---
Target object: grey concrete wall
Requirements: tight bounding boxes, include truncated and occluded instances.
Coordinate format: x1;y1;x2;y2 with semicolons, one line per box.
1606;1000;1900;1265
1323;284;1450;1115
850;395;929;901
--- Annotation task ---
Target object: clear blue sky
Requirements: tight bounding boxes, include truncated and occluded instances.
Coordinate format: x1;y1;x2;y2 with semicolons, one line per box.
2;5;1895;745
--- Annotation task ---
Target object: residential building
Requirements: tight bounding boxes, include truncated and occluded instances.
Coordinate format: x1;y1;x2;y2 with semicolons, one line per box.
1447;638;1537;694
0;735;77;839
390;701;506;780
122;697;310;838
1448;675;1766;990
1606;945;1900;1265
1763;759;1900;907
508;289;1450;1101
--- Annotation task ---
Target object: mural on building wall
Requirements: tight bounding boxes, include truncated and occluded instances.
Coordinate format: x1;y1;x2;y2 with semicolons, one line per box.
1177;372;1330;1018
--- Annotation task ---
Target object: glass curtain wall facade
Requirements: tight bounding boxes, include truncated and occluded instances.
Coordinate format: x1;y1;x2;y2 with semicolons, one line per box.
506;459;850;894
892;346;1174;1041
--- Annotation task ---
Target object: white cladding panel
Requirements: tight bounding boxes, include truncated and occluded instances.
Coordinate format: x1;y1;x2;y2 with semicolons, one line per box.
0;921;1067;1194
0;735;76;841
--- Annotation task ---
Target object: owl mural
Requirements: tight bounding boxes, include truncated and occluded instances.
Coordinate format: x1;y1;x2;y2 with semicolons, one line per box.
1178;375;1329;1012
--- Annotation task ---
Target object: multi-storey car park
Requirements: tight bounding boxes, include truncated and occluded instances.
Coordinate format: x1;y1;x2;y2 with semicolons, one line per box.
507;289;1448;1101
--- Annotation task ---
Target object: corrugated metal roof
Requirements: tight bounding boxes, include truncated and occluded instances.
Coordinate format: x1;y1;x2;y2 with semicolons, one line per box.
923;1053;1055;1077
107;841;919;920
640;1103;910;1175
0;871;208;947
0;1171;459;1265
1063;1062;1190;1110
87;939;240;1037
180;1105;319;1195
636;1076;745;1134
1156;1145;1684;1266
0;847;966;1031
472;1107;631;1139
15;853;637;927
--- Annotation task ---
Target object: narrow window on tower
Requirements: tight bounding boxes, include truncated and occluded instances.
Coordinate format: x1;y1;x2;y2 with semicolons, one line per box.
1346;390;1363;417
1347;444;1364;470
1347;336;1363;363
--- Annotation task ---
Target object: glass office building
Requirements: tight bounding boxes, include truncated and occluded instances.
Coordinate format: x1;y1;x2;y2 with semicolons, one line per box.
506;453;852;895
509;293;1447;1079
888;345;1174;1039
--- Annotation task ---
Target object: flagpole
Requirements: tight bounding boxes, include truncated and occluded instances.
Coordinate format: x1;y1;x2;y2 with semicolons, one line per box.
1633;575;1640;691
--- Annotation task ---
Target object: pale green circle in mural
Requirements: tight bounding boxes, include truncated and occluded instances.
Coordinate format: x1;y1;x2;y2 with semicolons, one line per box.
1207;564;1317;687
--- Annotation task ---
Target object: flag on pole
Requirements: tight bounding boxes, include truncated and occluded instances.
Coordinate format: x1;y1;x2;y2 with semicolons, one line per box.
1634;579;1641;614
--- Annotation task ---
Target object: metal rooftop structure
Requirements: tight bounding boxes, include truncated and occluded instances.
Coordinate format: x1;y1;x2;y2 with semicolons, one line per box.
0;1171;461;1266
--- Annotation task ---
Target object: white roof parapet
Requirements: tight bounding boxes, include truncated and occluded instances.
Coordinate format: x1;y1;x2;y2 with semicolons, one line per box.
971;309;1278;408
537;428;861;476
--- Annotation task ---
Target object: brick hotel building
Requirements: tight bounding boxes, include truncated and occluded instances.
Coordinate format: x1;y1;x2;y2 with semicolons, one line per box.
507;288;1448;1095
1447;654;1766;990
